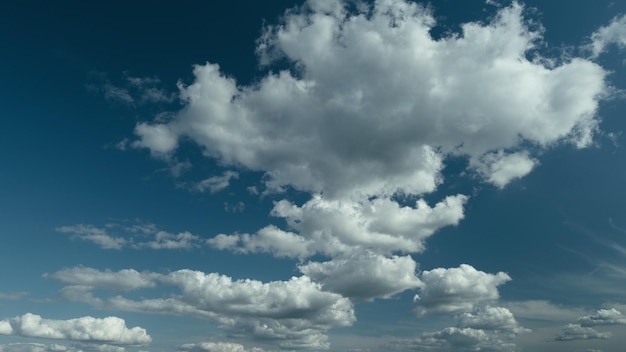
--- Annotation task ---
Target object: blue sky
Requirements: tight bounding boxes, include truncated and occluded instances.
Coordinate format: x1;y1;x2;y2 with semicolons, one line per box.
2;0;626;351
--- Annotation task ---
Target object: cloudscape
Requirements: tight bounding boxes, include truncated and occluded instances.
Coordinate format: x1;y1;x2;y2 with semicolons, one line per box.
2;0;626;351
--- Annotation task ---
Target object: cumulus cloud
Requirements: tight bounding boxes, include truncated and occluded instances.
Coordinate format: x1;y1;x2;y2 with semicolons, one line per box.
207;225;312;258
384;305;528;351
553;308;626;342
0;313;151;346
51;267;354;350
590;14;626;57
56;222;203;250
414;264;511;315
298;249;422;301
133;0;606;196
178;342;266;352
472;151;537;188
458;306;529;334
384;327;517;352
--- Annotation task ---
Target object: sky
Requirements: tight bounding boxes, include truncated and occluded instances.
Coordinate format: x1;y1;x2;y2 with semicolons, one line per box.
1;0;626;351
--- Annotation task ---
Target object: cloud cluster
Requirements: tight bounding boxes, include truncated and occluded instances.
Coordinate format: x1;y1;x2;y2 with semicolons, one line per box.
555;308;626;341
384;305;527;351
210;194;467;258
0;313;151;346
178;342;266;352
51;267;354;350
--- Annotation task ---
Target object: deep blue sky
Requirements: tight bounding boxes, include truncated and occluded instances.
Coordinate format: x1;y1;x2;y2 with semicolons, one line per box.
2;1;626;352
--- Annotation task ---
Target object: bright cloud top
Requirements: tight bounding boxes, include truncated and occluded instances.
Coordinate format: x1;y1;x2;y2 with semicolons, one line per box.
0;314;151;346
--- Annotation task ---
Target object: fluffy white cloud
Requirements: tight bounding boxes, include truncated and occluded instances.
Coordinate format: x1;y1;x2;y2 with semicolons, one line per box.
0;314;151;345
0;320;12;335
51;267;354;350
178;342;266;352
472;151;537;188
414;264;511;315
555;323;611;341
298;249;422;301
590;14;626;57
276;194;467;256
577;308;626;326
210;194;466;258
133;0;606;197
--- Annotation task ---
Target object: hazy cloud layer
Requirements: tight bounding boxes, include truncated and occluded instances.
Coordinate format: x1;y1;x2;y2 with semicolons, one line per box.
56;222;202;250
51;267;354;349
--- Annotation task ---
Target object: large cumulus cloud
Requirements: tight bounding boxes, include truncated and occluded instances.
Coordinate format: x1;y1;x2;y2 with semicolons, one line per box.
133;0;607;196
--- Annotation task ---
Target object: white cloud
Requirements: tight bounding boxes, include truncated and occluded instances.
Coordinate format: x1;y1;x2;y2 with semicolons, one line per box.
56;225;126;250
590;14;626;57
552;308;626;342
178;342;266;352
577;308;626;326
133;0;606;197
132;123;178;156
414;264;511;315
274;194;467;256
208;225;312;259
210;194;466;258
472;151;537;188
458;306;530;334
51;267;355;350
0;320;13;335
0;313;151;345
195;171;239;193
555;323;611;341
298;249;422;301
